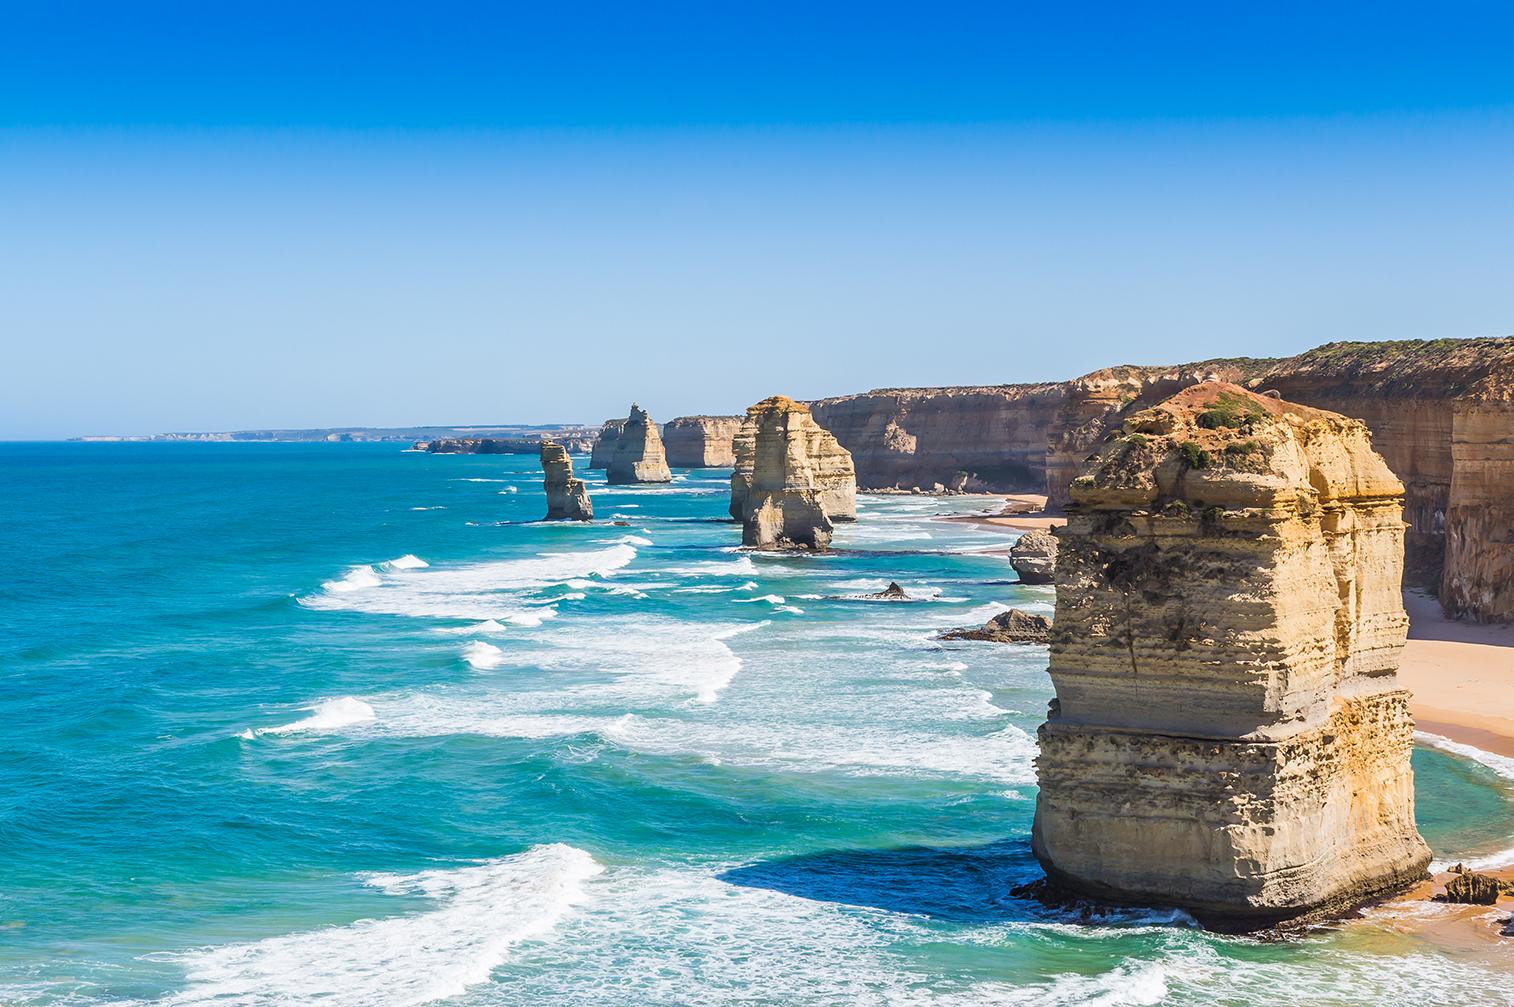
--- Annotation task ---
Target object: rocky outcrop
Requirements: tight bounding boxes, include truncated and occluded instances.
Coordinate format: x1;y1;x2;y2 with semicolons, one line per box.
664;416;743;467
540;441;592;521
425;437;546;454
605;405;672;484
588;419;625;469
809;384;1066;492
730;396;857;551
1032;383;1431;929
1437;872;1501;905
940;608;1051;643
1009;530;1058;584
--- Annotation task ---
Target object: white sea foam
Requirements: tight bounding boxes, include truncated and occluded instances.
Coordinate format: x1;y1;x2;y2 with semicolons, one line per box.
241;697;376;738
501;485;519;493
596;534;653;547
158;845;600;1007
1416;731;1514;782
453;477;508;483
658;556;758;577
301;544;635;621
434;620;508;635
734;594;785;605
409;506;446;511
462;641;505;670
381;554;430;571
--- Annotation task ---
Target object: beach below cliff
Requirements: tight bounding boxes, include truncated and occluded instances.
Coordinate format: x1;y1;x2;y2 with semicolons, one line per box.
1401;589;1514;757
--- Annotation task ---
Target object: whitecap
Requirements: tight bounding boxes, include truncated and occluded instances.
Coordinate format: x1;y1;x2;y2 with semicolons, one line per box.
381;554;430;571
462;641;505;670
434;620;508;635
241;697;376;738
733;594;785;605
321;566;382;593
158;845;600;1007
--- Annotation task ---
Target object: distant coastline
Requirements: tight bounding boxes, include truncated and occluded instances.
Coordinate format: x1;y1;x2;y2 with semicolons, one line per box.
71;422;597;444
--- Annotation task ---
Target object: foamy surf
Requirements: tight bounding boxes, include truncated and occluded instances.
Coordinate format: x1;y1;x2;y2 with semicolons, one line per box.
381;554;429;571
240;697;376;738
462;641;505;670
157;845;601;1007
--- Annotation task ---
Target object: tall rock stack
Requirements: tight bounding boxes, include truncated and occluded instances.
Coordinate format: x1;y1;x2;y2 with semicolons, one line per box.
1032;382;1430;929
588;419;625;469
540;441;593;521
663;415;744;467
606;404;673;484
730;396;857;551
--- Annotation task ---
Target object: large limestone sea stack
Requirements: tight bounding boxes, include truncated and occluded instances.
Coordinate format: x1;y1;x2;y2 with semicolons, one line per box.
606;404;672;484
540;441;592;521
1032;382;1431;929
730;396;857;550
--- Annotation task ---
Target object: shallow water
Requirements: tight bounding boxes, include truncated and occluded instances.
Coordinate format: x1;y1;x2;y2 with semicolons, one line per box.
2;442;1511;1005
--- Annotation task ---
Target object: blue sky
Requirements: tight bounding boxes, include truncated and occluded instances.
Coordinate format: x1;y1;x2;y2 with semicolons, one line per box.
3;2;1513;437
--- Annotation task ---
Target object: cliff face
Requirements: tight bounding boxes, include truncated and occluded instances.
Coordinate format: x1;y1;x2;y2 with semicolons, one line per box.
663;415;743;467
730;396;857;551
587;419;625;469
425;437;546;455
1033;383;1430;928
809;385;1066;492
606;405;673;484
540;441;593;521
1442;370;1514;621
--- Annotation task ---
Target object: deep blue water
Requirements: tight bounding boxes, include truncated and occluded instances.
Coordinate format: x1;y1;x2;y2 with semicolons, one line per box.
2;442;1511;1005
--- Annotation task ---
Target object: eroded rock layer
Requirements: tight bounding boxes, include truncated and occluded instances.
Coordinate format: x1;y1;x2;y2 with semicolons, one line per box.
606;405;672;484
540;441;592;521
730;396;857;551
1032;383;1431;929
587;419;625;469
663;415;743;467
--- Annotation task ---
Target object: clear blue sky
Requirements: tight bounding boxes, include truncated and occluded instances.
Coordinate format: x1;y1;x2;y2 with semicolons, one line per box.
4;2;1512;437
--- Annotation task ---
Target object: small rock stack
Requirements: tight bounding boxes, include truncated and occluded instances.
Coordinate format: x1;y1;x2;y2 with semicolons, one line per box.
729;396;857;551
606;404;672;484
540;441;593;521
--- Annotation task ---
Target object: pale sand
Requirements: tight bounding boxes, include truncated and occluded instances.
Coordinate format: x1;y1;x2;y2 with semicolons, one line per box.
947;494;1068;533
1402;589;1514;757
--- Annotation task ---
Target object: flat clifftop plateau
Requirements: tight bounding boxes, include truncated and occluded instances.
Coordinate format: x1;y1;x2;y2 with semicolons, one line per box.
1034;382;1430;929
663;415;743;467
730;396;856;551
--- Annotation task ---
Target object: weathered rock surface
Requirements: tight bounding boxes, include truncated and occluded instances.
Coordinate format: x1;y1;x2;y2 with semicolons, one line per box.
730;396;857;551
940;608;1051;643
664;415;743;467
1437;872;1501;905
540;441;592;521
606;405;672;484
588;419;625;469
1009;530;1058;584
868;582;910;600
1032;382;1431;929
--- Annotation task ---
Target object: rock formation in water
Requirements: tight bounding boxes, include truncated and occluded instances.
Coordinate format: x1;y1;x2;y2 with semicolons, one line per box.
729;396;857;551
605;405;673;484
1009;530;1058;584
425;437;552;455
1032;382;1431;929
1436;873;1501;905
540;441;593;521
588;419;625;469
940;608;1052;644
663;415;743;467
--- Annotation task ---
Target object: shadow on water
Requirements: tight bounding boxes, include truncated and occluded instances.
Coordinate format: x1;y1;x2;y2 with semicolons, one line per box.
719;839;1043;923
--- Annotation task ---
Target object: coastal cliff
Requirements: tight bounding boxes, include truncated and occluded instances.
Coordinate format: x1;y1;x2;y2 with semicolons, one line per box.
540;441;592;521
663;415;743;467
588;419;625;469
809;384;1066;492
1442;368;1514;621
730;396;857;550
606;405;673;484
1032;383;1431;928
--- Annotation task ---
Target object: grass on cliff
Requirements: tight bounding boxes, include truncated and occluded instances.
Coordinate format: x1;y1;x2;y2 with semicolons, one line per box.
1195;392;1267;431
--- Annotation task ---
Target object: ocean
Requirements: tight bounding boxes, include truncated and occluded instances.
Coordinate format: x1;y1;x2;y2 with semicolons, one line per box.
2;442;1512;1005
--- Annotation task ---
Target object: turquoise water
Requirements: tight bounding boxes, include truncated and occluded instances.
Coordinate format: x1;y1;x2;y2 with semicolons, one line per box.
3;442;1512;1005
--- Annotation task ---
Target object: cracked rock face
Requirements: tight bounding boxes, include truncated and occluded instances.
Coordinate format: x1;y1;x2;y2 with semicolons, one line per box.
1032;381;1431;930
587;419;624;469
663;415;743;467
605;404;672;484
729;396;856;551
540;441;592;521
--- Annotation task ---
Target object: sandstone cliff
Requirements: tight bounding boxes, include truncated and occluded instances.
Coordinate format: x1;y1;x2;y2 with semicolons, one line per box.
540;441;593;521
663;415;743;467
606;405;673;484
1032;383;1431;928
1009;529;1057;584
810;384;1066;492
730;396;857;550
588;419;625;469
425;437;548;455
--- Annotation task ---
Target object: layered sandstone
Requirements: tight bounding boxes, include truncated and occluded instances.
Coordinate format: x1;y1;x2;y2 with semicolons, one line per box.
730;396;857;551
540;441;593;521
1009;530;1058;584
809;384;1066;492
588;419;625;469
1442;370;1514;621
663;415;743;467
1033;383;1431;928
606;405;672;484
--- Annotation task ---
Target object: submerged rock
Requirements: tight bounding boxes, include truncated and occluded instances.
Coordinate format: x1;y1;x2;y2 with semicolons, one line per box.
940;608;1051;643
540;441;592;521
606;404;673;484
1033;382;1431;930
1437;873;1501;905
1009;530;1057;584
729;396;857;551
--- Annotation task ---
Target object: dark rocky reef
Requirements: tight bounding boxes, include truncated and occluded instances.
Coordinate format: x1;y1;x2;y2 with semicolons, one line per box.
939;608;1051;643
